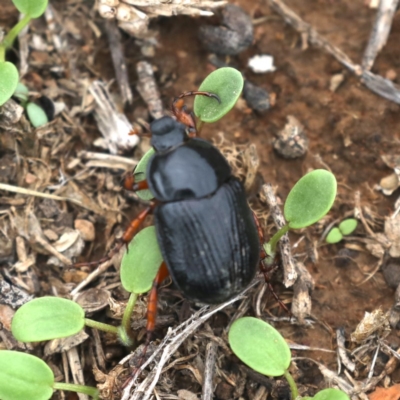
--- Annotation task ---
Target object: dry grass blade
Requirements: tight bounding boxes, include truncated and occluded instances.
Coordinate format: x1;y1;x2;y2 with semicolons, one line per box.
0;183;83;206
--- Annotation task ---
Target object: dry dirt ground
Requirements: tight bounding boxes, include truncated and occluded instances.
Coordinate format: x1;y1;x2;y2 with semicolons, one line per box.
1;0;400;399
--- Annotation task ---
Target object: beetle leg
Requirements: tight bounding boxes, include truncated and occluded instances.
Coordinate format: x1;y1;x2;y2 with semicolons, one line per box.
144;261;169;349
73;203;155;268
123;172;150;192
123;261;169;386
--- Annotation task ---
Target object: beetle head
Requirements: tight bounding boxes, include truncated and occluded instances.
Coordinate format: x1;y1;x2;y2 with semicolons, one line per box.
150;116;187;152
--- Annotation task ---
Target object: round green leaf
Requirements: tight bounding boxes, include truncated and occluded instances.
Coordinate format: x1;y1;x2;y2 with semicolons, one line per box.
229;317;291;376
0;62;19;106
26;102;48;127
338;219;358;236
194;67;244;123
13;82;29;103
284;170;337;229
325;227;343;244
133;148;155;200
12;0;48;18
12;297;85;342
120;226;163;294
0;350;54;400
313;388;350;400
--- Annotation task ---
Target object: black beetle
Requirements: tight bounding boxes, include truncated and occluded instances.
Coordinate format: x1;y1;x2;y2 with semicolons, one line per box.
147;114;260;303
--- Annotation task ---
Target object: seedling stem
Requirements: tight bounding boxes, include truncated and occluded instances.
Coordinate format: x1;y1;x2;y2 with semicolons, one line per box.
283;369;299;400
53;382;99;398
119;292;138;346
0;14;31;57
84;318;118;335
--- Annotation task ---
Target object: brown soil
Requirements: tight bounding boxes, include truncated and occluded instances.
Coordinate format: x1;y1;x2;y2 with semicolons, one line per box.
1;0;400;399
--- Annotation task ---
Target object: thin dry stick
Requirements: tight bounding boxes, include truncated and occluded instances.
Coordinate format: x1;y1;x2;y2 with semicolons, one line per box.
79;151;138;166
268;0;400;104
67;347;89;400
362;0;400;71
261;184;297;287
70;257;118;296
0;183;83;206
105;20;133;105
202;342;218;400
136;61;164;119
336;328;356;373
34;234;71;265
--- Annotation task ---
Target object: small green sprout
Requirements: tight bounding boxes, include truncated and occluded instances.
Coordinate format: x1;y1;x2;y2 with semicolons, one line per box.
0;0;48;106
120;226;163;294
0;351;99;400
119;226;164;345
229;317;349;400
0;62;19;106
284;170;337;229
12;82;49;127
193;67;243;123
10;230;163;349
264;169;337;264
26;101;49;127
326;218;358;244
11;296;118;343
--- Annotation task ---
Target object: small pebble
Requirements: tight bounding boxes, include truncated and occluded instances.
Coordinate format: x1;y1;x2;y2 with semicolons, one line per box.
248;54;276;73
199;5;253;56
329;73;345;92
385;69;397;81
334;248;358;268
74;219;95;241
273;115;309;159
382;261;400;289
243;80;270;112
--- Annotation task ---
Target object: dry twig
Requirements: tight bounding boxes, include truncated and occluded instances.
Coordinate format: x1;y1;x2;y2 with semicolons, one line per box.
261;184;297;287
136;61;164;120
362;0;400;71
105;20;133;105
201;342;218;400
268;0;400;104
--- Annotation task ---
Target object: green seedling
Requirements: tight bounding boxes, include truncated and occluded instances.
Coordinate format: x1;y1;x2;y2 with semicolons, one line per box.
26;100;49;127
119;226;163;345
326;219;358;244
229;317;349;400
13;82;49;127
0;351;99;400
193;67;243;123
12;296;118;343
0;0;48;106
11;227;163;348
263;169;337;265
